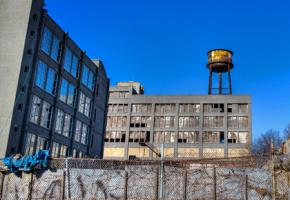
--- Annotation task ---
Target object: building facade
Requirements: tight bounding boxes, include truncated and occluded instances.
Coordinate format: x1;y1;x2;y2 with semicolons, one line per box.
0;0;109;158
104;82;251;159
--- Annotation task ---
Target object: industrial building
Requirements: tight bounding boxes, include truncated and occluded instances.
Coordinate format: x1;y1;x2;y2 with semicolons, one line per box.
104;50;252;159
0;0;109;158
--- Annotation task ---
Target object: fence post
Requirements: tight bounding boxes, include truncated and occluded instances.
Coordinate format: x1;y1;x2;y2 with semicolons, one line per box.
124;170;128;200
65;158;70;200
272;169;276;200
0;173;4;199
156;168;159;200
245;174;248;200
183;170;187;200
61;170;65;200
213;167;216;200
28;172;33;200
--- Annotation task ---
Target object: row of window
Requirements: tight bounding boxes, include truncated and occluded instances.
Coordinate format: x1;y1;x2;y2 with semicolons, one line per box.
105;131;248;144
106;116;249;129
30;95;90;144
24;133;85;157
40;27;95;91
108;103;248;114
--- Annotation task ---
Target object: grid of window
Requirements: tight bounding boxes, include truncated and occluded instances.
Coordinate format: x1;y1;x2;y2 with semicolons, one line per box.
153;131;175;143
63;47;79;78
82;65;95;90
179;117;199;128
228;116;248;129
203;104;224;113
59;78;77;107
35;60;57;95
202;131;224;143
154;116;175;128
131;104;152;113
203;116;224;128
25;133;48;155
72;149;85;158
155;104;176;113
55;109;73;137
106;116;127;128
179;104;200;113
30;96;53;129
129;131;150;143
178;131;199;143
130;116;151;128
105;131;126;143
228;132;248;143
108;104;128;113
41;26;61;62
78;92;91;117
228;104;248;113
60;145;68;157
74;120;89;145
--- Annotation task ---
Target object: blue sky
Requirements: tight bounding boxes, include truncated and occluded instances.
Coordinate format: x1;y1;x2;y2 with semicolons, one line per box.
46;0;290;139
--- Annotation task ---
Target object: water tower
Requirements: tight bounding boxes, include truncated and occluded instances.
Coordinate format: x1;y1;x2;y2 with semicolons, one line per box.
207;49;233;95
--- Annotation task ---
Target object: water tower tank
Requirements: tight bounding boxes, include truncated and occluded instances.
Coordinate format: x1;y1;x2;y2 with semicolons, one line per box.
207;49;233;73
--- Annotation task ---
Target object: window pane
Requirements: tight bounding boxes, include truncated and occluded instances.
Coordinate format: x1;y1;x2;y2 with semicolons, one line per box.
67;84;76;107
36;136;47;152
75;121;82;142
60;79;68;103
25;133;36;155
40;101;53;129
55;109;64;134
78;92;85;113
64;48;72;73
71;55;78;77
45;68;57;95
81;124;88;144
51;142;59;157
35;61;46;89
30;96;41;124
41;27;52;55
51;36;60;61
82;65;88;86
63;114;72;137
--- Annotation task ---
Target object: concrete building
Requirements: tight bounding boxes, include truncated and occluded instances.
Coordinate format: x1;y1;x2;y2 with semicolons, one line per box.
0;0;109;158
104;50;252;160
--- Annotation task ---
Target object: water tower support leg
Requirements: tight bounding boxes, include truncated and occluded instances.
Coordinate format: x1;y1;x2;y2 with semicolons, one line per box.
219;72;222;94
228;64;232;94
208;66;212;94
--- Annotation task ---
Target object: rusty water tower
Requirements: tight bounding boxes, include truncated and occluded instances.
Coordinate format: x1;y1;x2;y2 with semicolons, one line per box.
207;49;233;95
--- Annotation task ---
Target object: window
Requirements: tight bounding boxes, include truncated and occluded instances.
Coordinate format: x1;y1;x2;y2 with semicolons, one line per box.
55;109;73;137
129;131;150;143
228;116;248;129
203;104;224;113
78;92;91;117
154;116;175;128
130;116;151;128
109;91;130;99
25;133;47;155
155;104;176;113
81;65;94;90
41;26;61;62
74;120;89;145
153;132;175;143
40;101;53;129
106;116;127;128
59;78;77;107
203;131;224;143
178;131;199;143
105;131;126;143
131;104;152;113
35;60;57;95
179;104;200;113
228;104;248;113
179;117;199;128
63;48;79;77
203;116;224;128
228;132;248;143
30;96;53;129
51;142;60;157
108;104;128;113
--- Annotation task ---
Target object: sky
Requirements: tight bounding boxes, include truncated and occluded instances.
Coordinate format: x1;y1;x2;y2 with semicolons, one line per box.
46;0;290;140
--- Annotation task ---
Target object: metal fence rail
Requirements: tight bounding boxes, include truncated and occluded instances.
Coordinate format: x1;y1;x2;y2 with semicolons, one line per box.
0;156;289;200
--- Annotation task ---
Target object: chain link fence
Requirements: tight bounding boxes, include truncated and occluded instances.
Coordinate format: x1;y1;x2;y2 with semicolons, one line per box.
0;156;289;200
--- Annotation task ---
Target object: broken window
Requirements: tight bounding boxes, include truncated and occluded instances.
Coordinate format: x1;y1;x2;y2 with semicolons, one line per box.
179;104;201;113
227;104;248;113
155;116;175;128
105;131;126;143
228;131;248;143
132;104;152;113
155;104;176;113
178;131;199;143
228;116;248;129
129;131;150;143
179;116;199;128
130;116;151;128
107;116;127;128
203;116;224;128
203;131;224;143
153;132;175;143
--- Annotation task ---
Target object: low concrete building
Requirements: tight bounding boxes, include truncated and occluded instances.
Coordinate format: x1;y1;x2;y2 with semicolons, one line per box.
104;82;252;159
0;0;109;158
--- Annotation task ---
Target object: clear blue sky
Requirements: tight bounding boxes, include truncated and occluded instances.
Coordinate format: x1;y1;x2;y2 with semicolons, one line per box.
46;0;290;140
